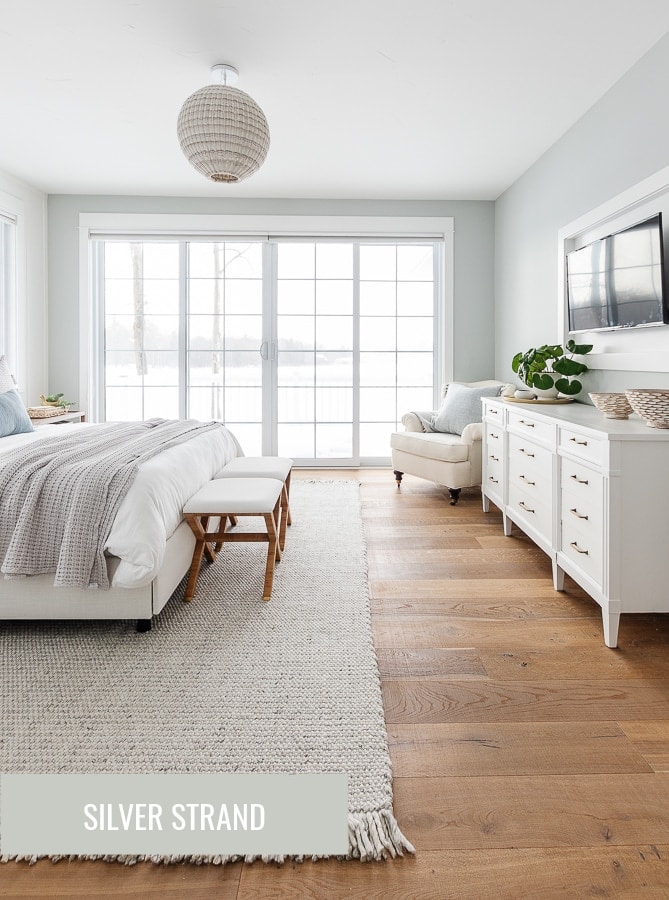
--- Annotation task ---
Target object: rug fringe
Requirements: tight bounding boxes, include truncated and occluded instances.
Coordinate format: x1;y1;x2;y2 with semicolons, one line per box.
1;810;414;867
347;809;415;860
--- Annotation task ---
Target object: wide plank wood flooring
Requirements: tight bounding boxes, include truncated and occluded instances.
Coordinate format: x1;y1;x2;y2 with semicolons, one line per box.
3;469;669;899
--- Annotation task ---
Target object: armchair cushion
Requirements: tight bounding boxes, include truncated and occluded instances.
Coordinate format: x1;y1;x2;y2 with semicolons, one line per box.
390;430;470;464
431;382;502;435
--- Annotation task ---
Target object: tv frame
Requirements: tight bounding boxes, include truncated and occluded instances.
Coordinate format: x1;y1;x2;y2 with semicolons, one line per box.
565;211;669;334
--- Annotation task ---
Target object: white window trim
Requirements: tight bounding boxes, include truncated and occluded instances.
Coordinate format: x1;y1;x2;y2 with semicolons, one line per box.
79;213;454;419
0;192;23;389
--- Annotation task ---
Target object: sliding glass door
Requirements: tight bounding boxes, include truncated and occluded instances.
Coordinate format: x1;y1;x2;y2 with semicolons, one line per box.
186;241;264;455
276;242;354;461
97;237;440;465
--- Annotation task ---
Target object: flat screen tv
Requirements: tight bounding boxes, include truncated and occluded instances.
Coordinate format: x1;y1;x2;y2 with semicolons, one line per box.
566;212;668;332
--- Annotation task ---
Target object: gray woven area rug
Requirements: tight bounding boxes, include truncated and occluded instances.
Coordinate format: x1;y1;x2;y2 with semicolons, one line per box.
0;480;413;865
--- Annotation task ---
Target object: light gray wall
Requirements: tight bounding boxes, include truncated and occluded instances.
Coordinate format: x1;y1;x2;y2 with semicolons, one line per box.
47;196;494;403
495;32;669;394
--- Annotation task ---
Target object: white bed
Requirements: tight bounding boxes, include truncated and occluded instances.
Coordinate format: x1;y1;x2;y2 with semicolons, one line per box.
0;422;242;629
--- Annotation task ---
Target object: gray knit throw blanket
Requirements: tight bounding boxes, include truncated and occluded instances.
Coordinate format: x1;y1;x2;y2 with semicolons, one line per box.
0;419;224;589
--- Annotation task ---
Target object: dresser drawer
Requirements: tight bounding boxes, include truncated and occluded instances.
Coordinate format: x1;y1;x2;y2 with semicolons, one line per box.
484;458;503;499
486;441;503;468
484;401;504;425
559;427;604;465
560;518;603;588
507;410;554;446
484;454;503;484
485;422;504;456
560;457;604;511
560;491;603;537
508;482;552;542
508;433;552;484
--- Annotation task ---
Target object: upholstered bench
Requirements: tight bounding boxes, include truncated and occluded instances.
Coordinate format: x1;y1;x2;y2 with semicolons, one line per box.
217;456;293;550
183;477;283;603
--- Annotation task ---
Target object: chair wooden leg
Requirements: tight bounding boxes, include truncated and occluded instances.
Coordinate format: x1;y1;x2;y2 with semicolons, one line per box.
262;511;279;600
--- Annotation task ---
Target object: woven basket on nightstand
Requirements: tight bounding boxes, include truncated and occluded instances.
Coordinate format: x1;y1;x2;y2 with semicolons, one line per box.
27;405;66;418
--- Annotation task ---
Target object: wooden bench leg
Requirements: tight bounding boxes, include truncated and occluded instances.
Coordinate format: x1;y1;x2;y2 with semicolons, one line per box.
184;514;208;602
279;484;290;551
202;515;220;564
285;472;292;526
215;514;235;551
262;506;280;601
272;497;282;564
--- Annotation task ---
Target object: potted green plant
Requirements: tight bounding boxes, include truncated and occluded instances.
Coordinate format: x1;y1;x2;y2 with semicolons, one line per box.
40;392;76;411
511;339;593;397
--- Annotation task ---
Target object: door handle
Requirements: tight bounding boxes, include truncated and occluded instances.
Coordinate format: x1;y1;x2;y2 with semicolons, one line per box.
259;341;269;360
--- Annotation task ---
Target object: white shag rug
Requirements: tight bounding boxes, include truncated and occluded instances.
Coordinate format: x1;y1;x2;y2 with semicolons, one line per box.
0;480;413;865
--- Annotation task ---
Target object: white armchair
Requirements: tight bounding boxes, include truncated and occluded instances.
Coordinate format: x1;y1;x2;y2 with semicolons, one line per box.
390;380;506;505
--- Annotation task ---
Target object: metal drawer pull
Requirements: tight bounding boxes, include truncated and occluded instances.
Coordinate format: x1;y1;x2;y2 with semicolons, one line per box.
489;476;499;484
518;501;535;513
570;541;589;555
519;420;535;427
519;475;535;485
518;448;535;457
569;437;588;446
569;474;589;485
490;455;499;462
489;433;499;439
570;508;588;520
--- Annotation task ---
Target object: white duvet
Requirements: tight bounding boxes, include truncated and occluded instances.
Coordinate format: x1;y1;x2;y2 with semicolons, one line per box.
0;423;242;589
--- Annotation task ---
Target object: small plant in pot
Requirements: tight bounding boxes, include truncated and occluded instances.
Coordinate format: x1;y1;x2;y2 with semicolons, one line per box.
512;340;593;398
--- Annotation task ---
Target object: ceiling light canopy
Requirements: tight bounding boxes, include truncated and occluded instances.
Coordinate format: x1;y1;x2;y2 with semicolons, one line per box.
177;64;270;184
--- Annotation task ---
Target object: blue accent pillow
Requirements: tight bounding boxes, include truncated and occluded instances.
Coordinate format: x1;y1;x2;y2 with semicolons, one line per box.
0;389;34;437
431;383;501;435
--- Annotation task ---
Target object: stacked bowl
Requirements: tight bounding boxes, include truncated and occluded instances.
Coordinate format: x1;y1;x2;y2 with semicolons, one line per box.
625;389;669;428
588;392;633;420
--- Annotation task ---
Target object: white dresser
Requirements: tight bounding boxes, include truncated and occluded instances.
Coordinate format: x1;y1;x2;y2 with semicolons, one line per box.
482;397;669;647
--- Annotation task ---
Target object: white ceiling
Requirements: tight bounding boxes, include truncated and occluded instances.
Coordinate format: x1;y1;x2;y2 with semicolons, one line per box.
0;0;668;200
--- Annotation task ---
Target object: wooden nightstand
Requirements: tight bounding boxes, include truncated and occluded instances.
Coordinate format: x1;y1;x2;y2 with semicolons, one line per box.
30;411;87;426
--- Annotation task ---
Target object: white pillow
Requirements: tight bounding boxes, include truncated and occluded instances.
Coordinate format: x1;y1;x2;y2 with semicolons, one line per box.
0;355;16;393
431;382;502;435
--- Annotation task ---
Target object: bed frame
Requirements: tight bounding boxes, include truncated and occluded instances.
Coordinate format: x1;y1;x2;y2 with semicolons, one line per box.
0;521;195;632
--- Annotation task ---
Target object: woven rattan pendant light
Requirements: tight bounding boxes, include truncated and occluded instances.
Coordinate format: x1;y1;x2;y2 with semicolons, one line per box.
177;64;270;183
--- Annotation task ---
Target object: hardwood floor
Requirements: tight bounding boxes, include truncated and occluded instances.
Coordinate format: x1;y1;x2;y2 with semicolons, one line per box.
3;469;669;898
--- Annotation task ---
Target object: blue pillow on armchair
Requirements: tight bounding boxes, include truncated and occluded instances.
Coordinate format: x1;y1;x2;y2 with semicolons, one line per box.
0;389;34;437
431;382;501;435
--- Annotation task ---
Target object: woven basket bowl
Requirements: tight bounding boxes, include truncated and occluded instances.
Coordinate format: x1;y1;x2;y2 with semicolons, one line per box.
588;392;633;419
625;389;669;428
27;405;66;418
